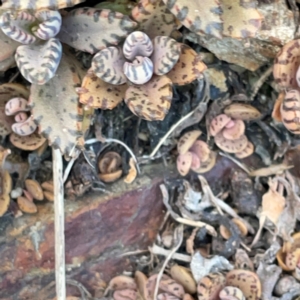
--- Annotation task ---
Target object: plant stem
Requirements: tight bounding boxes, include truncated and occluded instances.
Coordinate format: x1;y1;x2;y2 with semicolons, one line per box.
52;148;66;300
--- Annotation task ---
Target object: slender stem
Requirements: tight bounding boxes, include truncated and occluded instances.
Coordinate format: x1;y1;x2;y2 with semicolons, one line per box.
52;148;66;300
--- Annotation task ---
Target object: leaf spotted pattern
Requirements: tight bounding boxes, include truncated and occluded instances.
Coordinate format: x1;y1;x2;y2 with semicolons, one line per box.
162;0;223;38
57;8;137;54
29;53;85;156
0;0;86;10
15;38;62;85
125;75;172;121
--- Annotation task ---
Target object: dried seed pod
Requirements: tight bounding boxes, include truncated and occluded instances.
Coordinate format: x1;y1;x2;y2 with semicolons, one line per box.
235;141;254;159
222;120;245;140
44;190;54;201
214;132;248;153
170;265;197;294
123;31;153;60
226;270;261;300
209;114;232;137
224;103;261;121
113;289;137;300
123;56;154;85
197;273;226;300
280;89;300;134
17;196;37;213
41;181;54;193
25;179;44;200
177;130;202;155
219;286;245;300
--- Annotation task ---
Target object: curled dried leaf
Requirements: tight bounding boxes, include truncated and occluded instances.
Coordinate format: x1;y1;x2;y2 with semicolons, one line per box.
15;38;62;85
177;130;202;155
193;151;217;174
189;140;210;163
124;157;137;184
167;44;206;85
98;151;123;183
57;8;137;54
79;70;126;109
125;75;172;121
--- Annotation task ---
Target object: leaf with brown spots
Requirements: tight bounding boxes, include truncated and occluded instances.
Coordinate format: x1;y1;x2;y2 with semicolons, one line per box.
221;0;263;39
167;44;207;85
29;53;85;157
124;75;172;121
57;7;137;54
162;0;223;38
79;71;126;110
9;132;47;151
131;0;179;39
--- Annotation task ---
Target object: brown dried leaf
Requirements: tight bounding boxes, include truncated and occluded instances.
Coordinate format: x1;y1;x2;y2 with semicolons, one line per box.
273;39;300;89
226;270;262;300
151;36;180;76
9;132;46;151
167;44;206;85
57;8;137;54
162;0;223;38
79;71;126;109
1;0;86;10
131;0;179;39
29;53;85;156
221;0;263;39
124;75;172;121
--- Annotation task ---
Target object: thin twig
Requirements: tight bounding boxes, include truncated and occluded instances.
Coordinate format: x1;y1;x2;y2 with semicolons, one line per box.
149;244;191;262
153;225;184;300
52;148;66;300
250;66;273;101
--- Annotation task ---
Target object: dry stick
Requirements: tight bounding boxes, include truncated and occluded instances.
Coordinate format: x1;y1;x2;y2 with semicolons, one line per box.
53;148;66;300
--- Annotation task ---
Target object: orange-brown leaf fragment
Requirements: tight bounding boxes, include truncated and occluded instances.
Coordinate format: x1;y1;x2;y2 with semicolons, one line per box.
125;75;172;121
162;0;223;38
131;0;179;39
79;71;126;110
167;44;207;85
221;0;263;39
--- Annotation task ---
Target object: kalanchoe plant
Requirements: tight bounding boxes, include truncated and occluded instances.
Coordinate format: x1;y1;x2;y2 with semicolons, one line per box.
78;0;207;121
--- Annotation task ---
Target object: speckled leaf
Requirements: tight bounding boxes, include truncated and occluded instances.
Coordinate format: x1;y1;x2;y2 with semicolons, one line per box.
9;132;46;151
151;36;180;76
0;29;20;71
162;0;223;38
92;46;127;85
167;44;207;85
131;0;179;39
79;71;126;109
57;7;137;54
1;0;86;10
29;53;84;156
0;83;29;136
221;0;263;38
125;75;172;121
0;11;36;44
15;38;62;85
